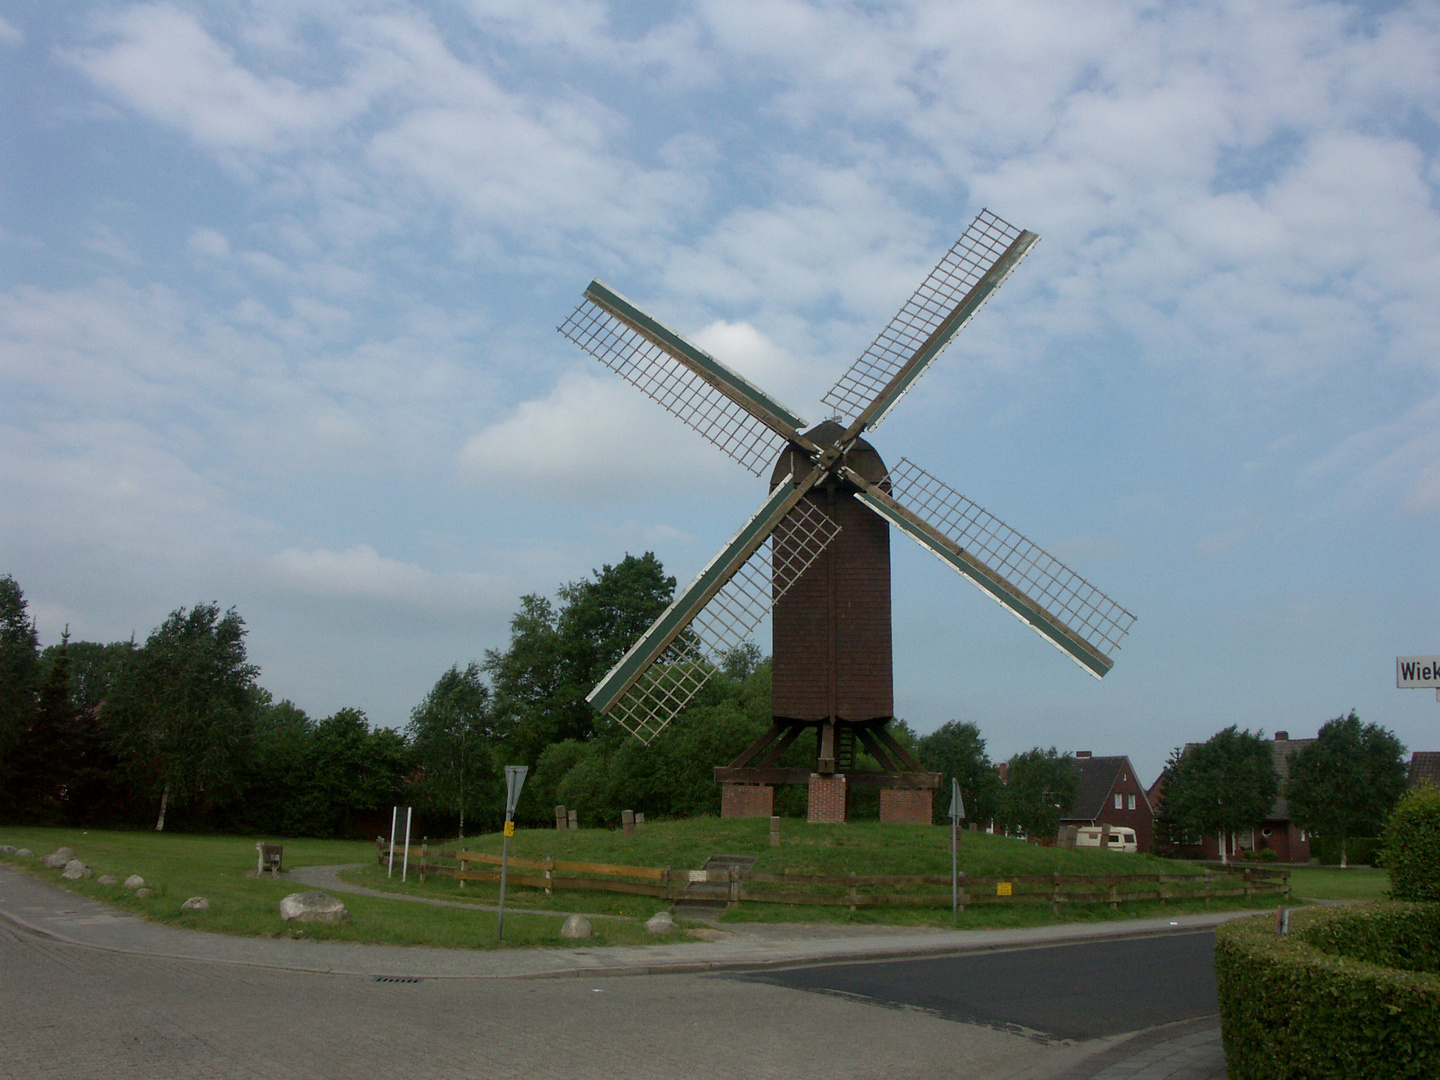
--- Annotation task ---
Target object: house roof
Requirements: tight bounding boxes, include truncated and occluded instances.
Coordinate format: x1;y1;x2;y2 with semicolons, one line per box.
1063;755;1149;821
1410;752;1440;788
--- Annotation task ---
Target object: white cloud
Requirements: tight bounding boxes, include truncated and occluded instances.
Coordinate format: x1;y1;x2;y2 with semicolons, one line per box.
264;544;508;622
458;369;740;498
0;16;23;47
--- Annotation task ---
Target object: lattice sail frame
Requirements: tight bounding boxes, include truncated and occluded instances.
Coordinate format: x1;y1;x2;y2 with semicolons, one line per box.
607;499;841;744
822;209;1027;426
559;298;789;477
887;458;1135;657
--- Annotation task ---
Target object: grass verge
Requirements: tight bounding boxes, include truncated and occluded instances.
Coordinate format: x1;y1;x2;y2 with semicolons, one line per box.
1286;865;1390;902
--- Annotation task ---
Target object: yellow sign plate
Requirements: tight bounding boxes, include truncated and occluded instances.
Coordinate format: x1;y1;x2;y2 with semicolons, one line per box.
503;821;515;837
997;882;1012;897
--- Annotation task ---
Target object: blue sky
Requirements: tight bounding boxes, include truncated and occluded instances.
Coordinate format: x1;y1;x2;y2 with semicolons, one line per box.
2;0;1437;787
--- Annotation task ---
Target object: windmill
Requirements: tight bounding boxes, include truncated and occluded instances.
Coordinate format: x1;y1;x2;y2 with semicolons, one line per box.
559;209;1135;823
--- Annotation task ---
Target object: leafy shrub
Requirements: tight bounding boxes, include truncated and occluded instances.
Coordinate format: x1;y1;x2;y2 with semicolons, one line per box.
1382;783;1440;902
1215;904;1440;1079
1309;834;1380;866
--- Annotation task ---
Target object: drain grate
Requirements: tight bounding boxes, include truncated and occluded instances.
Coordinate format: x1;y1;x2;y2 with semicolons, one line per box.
373;976;423;984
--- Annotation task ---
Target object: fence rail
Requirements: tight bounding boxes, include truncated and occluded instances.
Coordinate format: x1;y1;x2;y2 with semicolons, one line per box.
375;840;1289;912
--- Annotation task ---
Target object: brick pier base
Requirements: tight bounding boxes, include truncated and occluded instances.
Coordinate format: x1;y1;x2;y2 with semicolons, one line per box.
879;787;934;825
807;773;847;823
721;783;774;819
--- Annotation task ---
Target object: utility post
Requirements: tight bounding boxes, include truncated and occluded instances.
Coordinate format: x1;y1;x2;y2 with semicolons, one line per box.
497;766;528;942
948;778;964;923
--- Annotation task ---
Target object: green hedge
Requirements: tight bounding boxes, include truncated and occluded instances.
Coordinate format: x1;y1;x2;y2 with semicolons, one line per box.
1382;783;1440;901
1215;904;1440;1079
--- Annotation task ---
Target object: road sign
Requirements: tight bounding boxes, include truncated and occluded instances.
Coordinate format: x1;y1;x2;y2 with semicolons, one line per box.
1396;656;1440;701
505;765;529;816
1397;656;1440;687
948;778;965;822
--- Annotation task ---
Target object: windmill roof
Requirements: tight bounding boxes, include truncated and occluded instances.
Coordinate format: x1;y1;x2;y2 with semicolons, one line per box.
1410;752;1440;788
1064;755;1144;821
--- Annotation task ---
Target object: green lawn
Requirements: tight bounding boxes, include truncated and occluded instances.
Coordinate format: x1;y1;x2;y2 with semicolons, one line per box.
0;819;1288;946
1287;865;1390;902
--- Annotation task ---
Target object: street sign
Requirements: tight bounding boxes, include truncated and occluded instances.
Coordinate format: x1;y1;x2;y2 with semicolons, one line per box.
505;765;529;816
1397;656;1440;687
948;778;965;822
1396;656;1440;701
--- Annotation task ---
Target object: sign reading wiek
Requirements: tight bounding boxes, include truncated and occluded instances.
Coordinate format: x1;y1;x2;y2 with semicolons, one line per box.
1396;656;1440;688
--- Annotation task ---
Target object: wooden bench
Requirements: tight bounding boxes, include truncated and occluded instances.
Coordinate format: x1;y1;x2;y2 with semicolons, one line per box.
255;842;283;876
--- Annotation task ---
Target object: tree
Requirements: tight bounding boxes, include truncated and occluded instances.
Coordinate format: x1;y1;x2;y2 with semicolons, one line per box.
104;604;259;830
1285;711;1407;867
485;553;675;764
302;708;411;837
407;663;497;837
1160;726;1276;863
918;720;1000;827
0;574;40;810
998;747;1077;841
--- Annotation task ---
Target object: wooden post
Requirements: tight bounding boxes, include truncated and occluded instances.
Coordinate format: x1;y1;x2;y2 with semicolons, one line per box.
459;846;467;890
958;884;967;913
375;836;386;865
1052;872;1061;917
1204;871;1212;907
635;812;645;830
729;864;740;903
555;805;567;830
848;872;857;913
1109;884;1119;910
567;809;578;830
1244;867;1253;898
420;839;427;884
544;854;554;897
770;815;781;847
622;809;636;838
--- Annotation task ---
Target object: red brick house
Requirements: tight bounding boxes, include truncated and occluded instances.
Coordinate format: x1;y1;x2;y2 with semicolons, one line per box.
1060;752;1155;852
1164;731;1314;862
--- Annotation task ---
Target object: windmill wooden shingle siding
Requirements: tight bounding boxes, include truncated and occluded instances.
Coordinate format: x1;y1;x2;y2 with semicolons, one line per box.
560;209;1136;822
770;423;893;725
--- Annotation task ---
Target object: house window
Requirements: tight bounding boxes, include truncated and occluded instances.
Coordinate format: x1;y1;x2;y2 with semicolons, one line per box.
1127;794;1136;811
1114;793;1123;810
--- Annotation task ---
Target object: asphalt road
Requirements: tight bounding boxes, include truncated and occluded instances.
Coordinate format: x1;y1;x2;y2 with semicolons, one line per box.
732;931;1220;1042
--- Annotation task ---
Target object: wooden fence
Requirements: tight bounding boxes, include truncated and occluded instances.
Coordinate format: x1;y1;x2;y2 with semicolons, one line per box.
375;841;1289;913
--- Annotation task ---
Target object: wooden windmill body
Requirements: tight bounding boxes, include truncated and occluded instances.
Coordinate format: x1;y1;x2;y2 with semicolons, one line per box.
560;210;1135;822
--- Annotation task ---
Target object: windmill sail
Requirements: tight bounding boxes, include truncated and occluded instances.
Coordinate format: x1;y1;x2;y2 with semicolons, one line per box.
823;210;1038;435
588;471;840;743
560;281;807;476
845;457;1134;677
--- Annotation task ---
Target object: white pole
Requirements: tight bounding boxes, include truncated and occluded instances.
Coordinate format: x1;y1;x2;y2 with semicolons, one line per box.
402;807;413;882
388;806;397;878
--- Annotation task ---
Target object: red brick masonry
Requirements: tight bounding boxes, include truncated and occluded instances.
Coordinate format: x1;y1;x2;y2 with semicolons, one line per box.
720;783;775;819
879;787;933;824
807;773;847;823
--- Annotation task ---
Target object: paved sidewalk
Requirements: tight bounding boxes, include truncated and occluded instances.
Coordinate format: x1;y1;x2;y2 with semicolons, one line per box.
0;862;1233;1077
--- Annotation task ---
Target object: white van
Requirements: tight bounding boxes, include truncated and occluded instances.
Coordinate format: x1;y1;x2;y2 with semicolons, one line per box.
1075;826;1138;853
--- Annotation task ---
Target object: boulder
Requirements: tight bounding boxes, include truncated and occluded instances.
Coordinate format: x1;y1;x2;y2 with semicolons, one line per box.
560;914;593;939
123;874;145;890
279;891;349;924
0;845;16;854
97;874;117;886
135;888;154;898
180;896;209;912
15;849;32;858
644;911;676;934
61;859;92;880
42;847;76;869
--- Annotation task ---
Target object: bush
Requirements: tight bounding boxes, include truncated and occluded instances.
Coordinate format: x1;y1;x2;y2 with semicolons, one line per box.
1308;834;1380;866
1215;904;1440;1079
1382;783;1440;902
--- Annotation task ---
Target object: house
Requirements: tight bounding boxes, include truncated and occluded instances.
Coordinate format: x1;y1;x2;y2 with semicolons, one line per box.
1409;751;1440;788
1060;752;1154;852
1169;731;1314;862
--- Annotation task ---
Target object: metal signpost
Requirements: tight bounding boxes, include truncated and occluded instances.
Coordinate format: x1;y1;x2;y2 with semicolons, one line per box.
948;778;964;923
1396;655;1440;702
496;766;528;942
388;805;413;880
